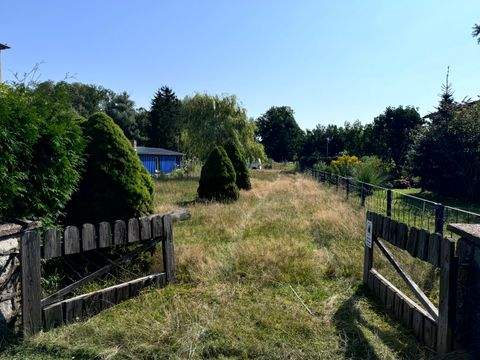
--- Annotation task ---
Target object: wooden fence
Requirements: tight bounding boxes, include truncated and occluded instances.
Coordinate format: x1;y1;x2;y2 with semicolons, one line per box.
361;211;480;355
20;213;176;336
363;211;454;354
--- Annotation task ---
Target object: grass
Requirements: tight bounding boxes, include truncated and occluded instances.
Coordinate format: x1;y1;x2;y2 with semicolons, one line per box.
396;188;480;214
2;171;433;359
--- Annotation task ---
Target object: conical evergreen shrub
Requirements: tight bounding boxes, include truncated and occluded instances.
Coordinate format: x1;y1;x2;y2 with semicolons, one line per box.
224;138;251;190
197;146;239;201
66;112;154;224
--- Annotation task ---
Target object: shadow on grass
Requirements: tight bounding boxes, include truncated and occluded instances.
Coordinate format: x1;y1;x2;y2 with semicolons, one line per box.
154;176;200;183
333;285;433;360
0;333;100;360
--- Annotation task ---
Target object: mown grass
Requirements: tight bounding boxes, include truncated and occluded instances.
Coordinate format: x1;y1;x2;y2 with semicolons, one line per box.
2;171;433;359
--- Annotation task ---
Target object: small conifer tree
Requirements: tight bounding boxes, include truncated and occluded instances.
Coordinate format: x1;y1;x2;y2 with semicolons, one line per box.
224;138;251;190
197;146;239;201
66;112;154;223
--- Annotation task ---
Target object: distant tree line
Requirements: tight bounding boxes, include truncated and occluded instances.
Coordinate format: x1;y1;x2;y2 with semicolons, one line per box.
255;79;480;201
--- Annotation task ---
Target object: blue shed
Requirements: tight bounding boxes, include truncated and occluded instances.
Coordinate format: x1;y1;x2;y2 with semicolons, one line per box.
134;146;183;175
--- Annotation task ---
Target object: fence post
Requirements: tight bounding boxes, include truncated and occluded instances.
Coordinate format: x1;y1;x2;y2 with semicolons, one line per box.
447;223;480;355
363;212;374;284
386;190;392;217
162;214;175;283
360;184;366;207
346;178;350;199
21;230;42;336
437;237;456;354
435;204;445;235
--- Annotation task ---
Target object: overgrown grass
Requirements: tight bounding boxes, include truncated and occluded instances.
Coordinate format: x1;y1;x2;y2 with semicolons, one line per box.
2;172;433;359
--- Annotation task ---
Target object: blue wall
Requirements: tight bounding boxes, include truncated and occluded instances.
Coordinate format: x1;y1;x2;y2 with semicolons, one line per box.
139;154;181;175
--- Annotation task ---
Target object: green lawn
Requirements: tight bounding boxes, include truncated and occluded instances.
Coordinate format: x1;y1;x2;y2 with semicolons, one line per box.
395;188;480;214
2;171;433;359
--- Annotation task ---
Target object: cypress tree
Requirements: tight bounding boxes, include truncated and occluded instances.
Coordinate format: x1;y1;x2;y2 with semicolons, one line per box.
66;112;154;224
224;138;251;190
198;146;239;201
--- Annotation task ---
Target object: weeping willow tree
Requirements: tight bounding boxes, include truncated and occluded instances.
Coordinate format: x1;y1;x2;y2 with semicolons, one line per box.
180;93;265;162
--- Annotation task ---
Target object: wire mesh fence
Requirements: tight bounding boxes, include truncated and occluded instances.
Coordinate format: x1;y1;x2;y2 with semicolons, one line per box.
306;169;480;237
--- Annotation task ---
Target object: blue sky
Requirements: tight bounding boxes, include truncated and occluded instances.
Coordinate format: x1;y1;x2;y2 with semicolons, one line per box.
1;1;480;129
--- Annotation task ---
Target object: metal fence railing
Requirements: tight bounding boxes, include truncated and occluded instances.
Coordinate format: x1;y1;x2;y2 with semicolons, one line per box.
306;169;480;238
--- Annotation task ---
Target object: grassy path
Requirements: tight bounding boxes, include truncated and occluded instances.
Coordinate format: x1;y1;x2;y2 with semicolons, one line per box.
2;171;432;359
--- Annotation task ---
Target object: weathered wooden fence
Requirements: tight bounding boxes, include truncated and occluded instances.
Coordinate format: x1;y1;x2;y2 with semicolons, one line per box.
364;211;480;356
20;213;176;336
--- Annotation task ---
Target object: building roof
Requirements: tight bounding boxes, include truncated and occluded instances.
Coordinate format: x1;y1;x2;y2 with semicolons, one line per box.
135;146;184;156
0;44;10;50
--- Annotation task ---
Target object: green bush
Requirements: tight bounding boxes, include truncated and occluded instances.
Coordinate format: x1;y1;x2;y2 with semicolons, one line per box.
66;112;154;224
197;146;239;201
0;84;85;222
354;156;388;186
224;138;251;190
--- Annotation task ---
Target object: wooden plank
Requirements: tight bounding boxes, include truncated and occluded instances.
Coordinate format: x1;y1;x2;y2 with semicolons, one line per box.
100;287;116;310
363;213;374;284
427;233;441;268
397;223;409;250
128;218;140;243
375;213;384;238
43;302;63;330
162;215;175;283
437;237;455;354
139;217;152;241
416;229;429;261
374;238;439;320
394;292;403;320
151;215;163;238
43;228;62;259
367;270;374;291
378;279;387;305
385;285;395;315
407;227;418;257
82;223;96;252
83;292;102;317
382;217;391;241
402;300;413;328
64;226;80;255
412;309;425;340
424;316;437;349
115;283;130;303
21;230;42;336
129;279;143;297
373;273;381;299
64;297;83;324
454;237;473;350
388;219;398;246
98;222;112;248
155;272;167;287
114;220;126;245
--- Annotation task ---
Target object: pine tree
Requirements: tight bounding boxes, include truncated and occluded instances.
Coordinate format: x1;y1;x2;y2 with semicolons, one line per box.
148;86;181;149
197;146;239;202
224;137;251;190
433;67;456;125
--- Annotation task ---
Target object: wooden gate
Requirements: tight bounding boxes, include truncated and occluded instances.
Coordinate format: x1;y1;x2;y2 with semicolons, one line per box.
363;211;455;354
21;213;175;336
